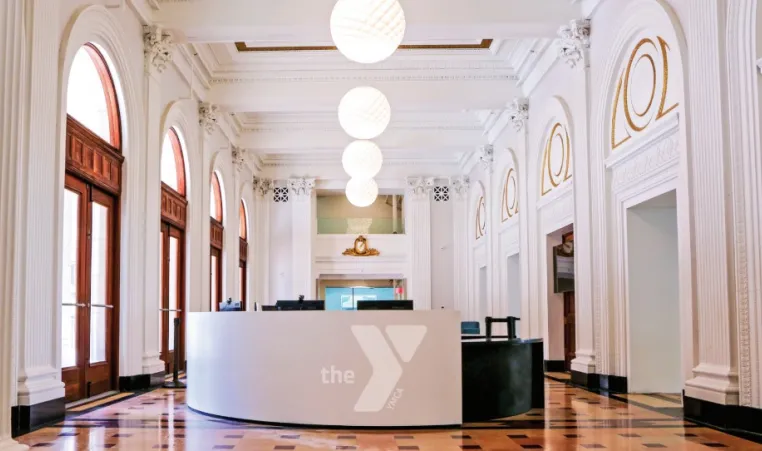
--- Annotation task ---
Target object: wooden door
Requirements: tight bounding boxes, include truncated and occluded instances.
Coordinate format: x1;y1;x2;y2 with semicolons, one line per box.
61;175;117;402
563;291;576;372
210;247;222;311
160;223;185;374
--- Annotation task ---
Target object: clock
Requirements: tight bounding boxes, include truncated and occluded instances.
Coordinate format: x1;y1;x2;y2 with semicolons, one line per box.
342;235;380;257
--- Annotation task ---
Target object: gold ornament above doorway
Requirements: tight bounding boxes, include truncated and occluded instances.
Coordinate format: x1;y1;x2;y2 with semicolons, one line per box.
342;235;380;257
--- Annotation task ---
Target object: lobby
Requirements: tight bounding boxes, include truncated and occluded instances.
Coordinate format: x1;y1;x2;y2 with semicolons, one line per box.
1;0;762;449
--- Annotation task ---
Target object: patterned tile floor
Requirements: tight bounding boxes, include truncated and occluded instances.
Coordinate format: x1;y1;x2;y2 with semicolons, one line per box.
16;379;762;450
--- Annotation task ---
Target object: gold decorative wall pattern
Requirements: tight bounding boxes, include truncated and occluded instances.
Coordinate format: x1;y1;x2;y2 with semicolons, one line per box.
475;196;486;240
611;35;679;150
502;168;519;221
540;122;572;197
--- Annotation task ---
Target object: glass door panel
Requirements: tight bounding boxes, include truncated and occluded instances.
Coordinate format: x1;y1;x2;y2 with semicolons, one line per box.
168;236;179;351
89;202;109;364
61;189;81;369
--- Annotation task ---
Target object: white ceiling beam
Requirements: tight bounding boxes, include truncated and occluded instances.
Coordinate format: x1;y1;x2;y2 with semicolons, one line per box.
210;78;522;113
238;127;483;152
155;0;581;42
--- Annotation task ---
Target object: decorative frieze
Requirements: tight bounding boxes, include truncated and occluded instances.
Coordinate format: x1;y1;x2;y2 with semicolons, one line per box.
143;25;173;74
557;19;591;68
288;177;315;198
198;102;219;135
507;98;529;132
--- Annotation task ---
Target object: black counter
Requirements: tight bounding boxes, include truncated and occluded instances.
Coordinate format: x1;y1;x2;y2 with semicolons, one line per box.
461;338;544;422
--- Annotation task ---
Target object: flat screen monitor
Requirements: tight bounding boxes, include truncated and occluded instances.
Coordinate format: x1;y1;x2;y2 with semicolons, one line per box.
275;300;325;311
356;300;414;311
261;305;278;311
219;300;242;312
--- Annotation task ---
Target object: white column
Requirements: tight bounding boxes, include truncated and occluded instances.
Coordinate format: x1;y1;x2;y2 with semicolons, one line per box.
225;164;241;301
16;0;64;408
289;178;316;298
251;178;272;305
451;177;470;314
725;0;762;409
567;44;596;376
140;27;172;376
197;122;214;312
682;1;739;406
516;111;533;339
0;1;29;448
406;178;433;310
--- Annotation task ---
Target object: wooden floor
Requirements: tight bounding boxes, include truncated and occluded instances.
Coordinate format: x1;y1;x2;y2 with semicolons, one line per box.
17;379;762;450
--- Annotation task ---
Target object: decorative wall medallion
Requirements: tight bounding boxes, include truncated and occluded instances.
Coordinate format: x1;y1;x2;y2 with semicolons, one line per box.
342;235;380;257
502;168;519;221
611;36;679;150
475;196;486;240
541;122;573;196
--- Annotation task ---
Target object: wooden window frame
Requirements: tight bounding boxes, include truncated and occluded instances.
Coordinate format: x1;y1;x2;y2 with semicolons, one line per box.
164;128;186;196
82;43;121;150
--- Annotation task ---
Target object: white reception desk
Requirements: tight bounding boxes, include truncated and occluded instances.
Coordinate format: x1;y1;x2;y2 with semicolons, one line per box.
186;310;462;427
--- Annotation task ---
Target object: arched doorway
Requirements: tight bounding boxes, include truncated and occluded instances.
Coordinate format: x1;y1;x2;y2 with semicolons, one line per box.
210;172;224;311
61;44;123;402
159;128;187;373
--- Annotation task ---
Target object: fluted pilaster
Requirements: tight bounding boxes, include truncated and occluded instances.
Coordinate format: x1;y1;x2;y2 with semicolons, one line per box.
683;0;739;405
451;177;470;314
0;0;29;447
289;178;315;297
406;178;434;310
16;0;64;407
252;178;272;305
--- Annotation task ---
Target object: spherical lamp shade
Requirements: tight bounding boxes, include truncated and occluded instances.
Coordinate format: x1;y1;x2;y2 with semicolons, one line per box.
342;140;383;179
345;178;379;207
330;0;406;64
338;87;391;139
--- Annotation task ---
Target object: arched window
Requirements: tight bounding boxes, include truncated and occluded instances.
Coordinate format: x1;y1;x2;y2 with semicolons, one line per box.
161;129;186;195
62;44;123;402
239;200;249;310
67;44;121;147
210;172;224;311
159;128;188;374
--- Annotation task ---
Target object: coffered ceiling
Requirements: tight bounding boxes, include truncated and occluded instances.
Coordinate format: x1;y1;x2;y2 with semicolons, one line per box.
147;0;588;166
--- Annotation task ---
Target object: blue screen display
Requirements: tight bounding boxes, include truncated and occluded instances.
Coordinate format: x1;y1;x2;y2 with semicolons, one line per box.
325;287;396;311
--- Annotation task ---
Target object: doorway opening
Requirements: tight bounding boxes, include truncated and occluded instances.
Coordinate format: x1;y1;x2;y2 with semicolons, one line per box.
626;190;680;394
317;278;406;310
545;225;574;373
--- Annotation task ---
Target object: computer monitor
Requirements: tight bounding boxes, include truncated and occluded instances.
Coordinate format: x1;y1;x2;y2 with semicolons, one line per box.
356;300;414;311
261;305;278;311
275;300;325;311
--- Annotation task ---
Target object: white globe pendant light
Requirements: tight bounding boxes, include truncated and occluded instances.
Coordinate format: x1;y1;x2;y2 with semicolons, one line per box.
346;177;379;207
330;0;406;64
338;87;391;139
342;140;383;179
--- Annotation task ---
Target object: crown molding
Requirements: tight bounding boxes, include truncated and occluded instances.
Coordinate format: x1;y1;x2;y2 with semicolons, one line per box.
210;73;519;84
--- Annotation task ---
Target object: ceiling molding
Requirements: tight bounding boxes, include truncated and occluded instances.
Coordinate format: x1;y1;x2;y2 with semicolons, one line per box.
234;39;494;53
211;73;519;84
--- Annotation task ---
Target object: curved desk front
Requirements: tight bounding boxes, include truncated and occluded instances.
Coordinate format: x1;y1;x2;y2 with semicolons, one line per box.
186;311;463;427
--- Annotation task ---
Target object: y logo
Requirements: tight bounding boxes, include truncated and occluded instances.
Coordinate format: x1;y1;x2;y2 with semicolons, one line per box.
351;325;427;412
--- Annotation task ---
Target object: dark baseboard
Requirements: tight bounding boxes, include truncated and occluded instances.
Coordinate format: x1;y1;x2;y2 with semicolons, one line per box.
544;360;566;372
684;396;762;443
11;397;66;437
119;371;165;392
599;374;628;393
571;370;599;390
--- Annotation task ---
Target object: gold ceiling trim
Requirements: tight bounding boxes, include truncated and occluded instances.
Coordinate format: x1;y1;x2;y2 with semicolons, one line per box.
235;39;493;53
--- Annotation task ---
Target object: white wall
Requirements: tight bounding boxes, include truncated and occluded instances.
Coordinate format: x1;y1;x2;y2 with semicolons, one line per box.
505;254;521;318
627;198;681;393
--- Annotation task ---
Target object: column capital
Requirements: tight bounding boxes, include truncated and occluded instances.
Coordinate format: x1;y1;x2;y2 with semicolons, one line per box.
288;177;315;198
143;25;173;75
507;98;529;132
479;144;495;172
406;177;436;198
450;175;470;199
198;102;219;135
252;176;273;197
557;19;591;68
231;146;247;172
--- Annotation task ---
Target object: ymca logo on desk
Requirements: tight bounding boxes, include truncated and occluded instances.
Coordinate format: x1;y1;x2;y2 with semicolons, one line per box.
351;325;427;412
